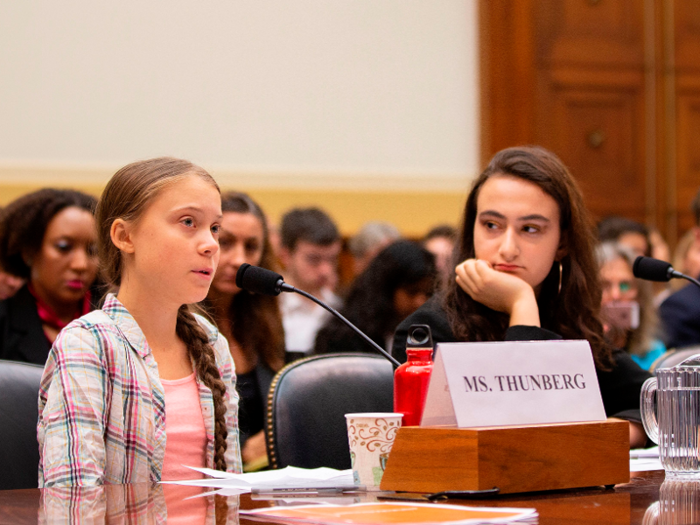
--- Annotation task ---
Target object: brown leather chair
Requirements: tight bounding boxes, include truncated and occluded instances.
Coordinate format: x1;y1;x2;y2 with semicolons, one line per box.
265;353;394;470
0;360;44;489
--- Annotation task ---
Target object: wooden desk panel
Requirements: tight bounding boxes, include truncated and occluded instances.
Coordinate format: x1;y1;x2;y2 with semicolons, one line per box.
0;471;667;525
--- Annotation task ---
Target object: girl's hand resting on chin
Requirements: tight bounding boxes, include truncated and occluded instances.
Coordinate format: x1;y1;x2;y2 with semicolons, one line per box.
455;259;541;327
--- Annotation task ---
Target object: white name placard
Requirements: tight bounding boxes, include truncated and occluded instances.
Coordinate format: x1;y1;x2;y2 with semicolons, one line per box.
421;340;606;428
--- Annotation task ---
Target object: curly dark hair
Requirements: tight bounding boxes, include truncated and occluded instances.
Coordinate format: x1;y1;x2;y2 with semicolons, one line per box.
210;192;285;372
443;146;612;369
0;188;98;279
314;240;436;354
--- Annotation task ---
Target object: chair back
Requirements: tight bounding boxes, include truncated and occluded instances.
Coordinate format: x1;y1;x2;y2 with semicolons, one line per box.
266;353;394;470
0;360;44;489
650;346;700;372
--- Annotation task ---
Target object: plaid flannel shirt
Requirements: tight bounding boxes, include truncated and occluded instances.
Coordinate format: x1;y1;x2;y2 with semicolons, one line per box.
38;294;242;487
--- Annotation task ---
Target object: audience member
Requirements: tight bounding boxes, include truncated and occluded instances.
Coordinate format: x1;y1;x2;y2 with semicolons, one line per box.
597;242;665;370
671;228;700;292
0;267;24;300
648;227;671;263
314;240;435;355
267;222;282;262
598;215;671;303
659;188;700;349
598;216;651;258
0;189;98;364
278;207;342;356
393;146;650;448
37;158;242;486
422;224;457;286
348;221;401;276
206;191;284;470
0;206;25;300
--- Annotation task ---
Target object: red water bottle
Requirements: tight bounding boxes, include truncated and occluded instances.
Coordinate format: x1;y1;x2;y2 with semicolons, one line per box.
393;325;434;426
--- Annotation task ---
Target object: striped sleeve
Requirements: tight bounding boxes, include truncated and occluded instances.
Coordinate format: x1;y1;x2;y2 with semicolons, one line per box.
38;325;111;487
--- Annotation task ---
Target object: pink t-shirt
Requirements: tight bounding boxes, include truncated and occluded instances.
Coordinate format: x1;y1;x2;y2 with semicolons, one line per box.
161;373;208;481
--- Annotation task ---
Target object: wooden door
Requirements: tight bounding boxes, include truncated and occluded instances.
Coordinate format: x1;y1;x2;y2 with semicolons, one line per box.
480;0;700;245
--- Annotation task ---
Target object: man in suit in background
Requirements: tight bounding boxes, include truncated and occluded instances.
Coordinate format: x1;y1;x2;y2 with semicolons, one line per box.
660;189;700;349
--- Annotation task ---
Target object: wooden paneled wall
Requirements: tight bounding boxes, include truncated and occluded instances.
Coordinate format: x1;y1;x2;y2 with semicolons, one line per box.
480;0;700;246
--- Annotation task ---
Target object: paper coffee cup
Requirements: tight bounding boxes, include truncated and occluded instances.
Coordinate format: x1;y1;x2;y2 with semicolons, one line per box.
345;412;402;490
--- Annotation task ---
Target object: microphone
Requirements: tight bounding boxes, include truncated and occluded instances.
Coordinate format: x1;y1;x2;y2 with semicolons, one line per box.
633;256;700;289
235;263;400;368
235;263;295;296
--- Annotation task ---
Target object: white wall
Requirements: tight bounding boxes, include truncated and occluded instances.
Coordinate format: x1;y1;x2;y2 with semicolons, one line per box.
0;1;479;190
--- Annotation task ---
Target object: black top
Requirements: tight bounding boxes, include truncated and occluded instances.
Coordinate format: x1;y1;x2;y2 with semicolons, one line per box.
236;363;275;447
659;281;700;349
393;297;651;421
0;285;51;365
314;322;391;356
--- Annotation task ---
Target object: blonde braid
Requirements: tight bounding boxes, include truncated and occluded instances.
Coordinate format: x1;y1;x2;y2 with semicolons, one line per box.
176;306;228;471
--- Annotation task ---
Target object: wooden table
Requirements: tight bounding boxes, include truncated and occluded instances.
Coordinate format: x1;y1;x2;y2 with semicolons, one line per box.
0;470;681;524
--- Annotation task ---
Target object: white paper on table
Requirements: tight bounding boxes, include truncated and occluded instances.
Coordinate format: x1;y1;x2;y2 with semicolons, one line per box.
629;446;663;472
160;466;354;492
630;458;663;472
630;446;659;459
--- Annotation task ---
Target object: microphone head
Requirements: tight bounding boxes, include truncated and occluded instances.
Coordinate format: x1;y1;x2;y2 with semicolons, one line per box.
633;256;673;282
235;263;285;296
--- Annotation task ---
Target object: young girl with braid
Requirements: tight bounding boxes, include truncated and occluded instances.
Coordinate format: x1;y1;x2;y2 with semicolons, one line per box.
38;157;242;486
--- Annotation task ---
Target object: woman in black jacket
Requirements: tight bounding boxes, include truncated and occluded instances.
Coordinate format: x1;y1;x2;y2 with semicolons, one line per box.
0;189;98;364
393;146;650;448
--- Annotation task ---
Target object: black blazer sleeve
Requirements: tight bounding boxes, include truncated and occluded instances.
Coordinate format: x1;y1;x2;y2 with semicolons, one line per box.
0;286;51;365
596;350;650;421
504;325;562;341
392;299;562;363
659;285;700;349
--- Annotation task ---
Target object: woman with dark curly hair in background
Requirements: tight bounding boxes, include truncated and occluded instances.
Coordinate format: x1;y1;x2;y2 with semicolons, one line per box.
0;189;98;364
205;192;285;470
314;240;436;355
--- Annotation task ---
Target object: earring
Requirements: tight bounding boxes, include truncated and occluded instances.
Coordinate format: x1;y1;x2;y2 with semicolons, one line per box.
558;261;563;294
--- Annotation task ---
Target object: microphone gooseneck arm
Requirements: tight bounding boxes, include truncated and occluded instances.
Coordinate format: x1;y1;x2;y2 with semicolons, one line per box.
235;263;400;368
289;286;401;369
679;273;700;289
273;278;295;295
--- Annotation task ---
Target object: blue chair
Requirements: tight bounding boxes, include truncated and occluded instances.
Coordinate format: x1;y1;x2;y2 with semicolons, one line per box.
0;360;44;489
